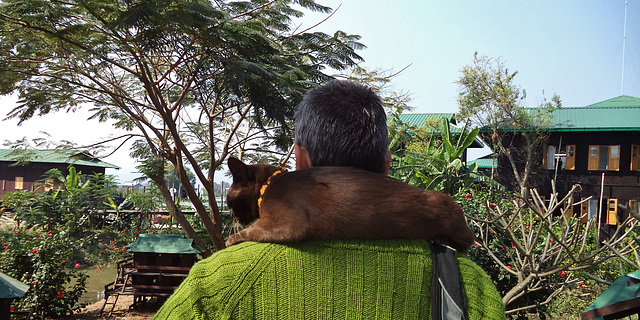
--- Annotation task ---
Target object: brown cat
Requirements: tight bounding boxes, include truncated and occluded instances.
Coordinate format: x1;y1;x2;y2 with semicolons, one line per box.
225;157;475;252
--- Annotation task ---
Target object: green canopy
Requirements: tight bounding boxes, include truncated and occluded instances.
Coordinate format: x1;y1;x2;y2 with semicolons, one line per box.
126;234;204;254
0;272;29;299
582;270;640;320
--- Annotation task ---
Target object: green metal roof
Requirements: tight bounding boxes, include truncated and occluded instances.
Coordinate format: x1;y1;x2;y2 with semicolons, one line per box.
491;96;640;133
548;95;640;132
126;234;205;254
467;155;497;169
0;149;119;169
395;113;456;127
0;271;29;299
582;269;640;319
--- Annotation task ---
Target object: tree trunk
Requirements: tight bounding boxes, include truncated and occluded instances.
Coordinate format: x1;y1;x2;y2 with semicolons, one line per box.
174;152;226;250
150;175;212;257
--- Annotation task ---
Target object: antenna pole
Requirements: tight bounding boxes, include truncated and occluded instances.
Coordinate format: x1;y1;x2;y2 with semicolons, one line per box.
622;0;628;95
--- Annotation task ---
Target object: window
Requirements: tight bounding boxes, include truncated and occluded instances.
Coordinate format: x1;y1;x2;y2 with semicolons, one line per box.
565;145;575;170
544;145;575;170
15;177;24;190
580;197;597;223
564;197;575;219
629;200;638;220
606;199;618;225
632;145;640;171
588;145;620;171
44;178;54;192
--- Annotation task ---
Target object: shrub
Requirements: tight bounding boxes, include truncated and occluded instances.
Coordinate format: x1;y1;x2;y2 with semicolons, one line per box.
2;228;87;318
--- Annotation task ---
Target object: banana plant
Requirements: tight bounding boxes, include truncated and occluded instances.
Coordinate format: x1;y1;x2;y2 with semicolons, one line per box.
390;116;502;195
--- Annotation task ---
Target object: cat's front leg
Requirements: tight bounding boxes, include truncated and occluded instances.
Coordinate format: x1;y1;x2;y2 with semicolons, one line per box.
225;217;308;247
225;232;247;247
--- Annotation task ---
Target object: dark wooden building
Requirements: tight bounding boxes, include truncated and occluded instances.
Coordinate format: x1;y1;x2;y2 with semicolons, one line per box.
0;149;119;196
539;96;640;225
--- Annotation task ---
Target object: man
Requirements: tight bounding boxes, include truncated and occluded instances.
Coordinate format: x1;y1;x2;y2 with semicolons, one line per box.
153;80;506;319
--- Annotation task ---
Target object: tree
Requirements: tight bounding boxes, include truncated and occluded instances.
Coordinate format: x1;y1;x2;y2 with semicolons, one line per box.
463;183;640;317
0;0;364;253
456;53;561;198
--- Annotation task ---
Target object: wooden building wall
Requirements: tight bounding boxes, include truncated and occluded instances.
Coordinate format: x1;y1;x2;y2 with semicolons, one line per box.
0;163;106;196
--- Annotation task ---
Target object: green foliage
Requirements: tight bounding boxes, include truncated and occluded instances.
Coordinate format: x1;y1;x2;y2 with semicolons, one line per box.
0;0;368;250
4;168;114;236
459;184;640;317
389;113;499;195
1;229;88;318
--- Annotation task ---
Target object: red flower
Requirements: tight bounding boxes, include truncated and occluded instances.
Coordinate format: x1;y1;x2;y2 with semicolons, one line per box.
75;263;80;268
560;270;566;276
10;307;14;312
123;229;126;232
506;266;513;273
57;290;64;298
48;232;53;237
134;231;139;234
511;244;516;249
515;196;519;200
501;246;505;251
464;194;472;200
32;249;38;254
98;253;102;257
38;233;43;237
13;230;18;235
579;282;584;287
489;202;496;207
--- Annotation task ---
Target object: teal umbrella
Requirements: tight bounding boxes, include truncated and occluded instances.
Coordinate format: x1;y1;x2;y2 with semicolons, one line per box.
0;272;29;299
582;270;640;319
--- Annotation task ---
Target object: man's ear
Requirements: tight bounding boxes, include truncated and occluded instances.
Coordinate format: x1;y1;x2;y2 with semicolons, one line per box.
295;145;313;170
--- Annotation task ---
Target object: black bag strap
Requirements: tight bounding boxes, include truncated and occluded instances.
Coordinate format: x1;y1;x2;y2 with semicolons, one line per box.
431;243;467;320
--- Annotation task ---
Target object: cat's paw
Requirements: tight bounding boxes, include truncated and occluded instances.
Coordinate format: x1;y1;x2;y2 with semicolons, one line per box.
225;233;245;247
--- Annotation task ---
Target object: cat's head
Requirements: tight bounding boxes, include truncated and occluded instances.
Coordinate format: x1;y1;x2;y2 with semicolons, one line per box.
226;157;282;225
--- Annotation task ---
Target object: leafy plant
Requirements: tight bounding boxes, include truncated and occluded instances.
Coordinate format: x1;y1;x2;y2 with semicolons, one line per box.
2;229;88;318
389;115;500;195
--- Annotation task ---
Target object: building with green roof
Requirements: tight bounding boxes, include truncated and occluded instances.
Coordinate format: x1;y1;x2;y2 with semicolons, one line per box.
488;95;640;229
0;149;119;195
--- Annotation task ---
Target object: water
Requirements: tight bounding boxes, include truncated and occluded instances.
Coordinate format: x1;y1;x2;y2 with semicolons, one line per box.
80;267;117;305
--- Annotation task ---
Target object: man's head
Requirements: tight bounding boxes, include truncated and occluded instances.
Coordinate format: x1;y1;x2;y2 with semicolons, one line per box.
294;80;389;174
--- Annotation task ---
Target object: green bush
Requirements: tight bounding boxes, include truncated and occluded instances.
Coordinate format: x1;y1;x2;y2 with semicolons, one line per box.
2;228;87;318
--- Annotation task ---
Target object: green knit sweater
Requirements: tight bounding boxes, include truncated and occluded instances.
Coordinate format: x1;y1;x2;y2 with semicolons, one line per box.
153;240;505;320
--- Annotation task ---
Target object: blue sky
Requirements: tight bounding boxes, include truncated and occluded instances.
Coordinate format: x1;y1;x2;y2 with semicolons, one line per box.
1;1;639;183
302;1;640;112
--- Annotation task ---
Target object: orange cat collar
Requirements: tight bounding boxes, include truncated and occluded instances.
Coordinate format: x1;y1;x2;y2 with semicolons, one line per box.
257;168;287;209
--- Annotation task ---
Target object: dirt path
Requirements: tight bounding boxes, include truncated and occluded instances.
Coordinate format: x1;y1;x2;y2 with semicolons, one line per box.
54;295;159;320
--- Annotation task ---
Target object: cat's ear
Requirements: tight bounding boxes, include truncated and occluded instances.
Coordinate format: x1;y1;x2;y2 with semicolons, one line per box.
228;157;253;183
